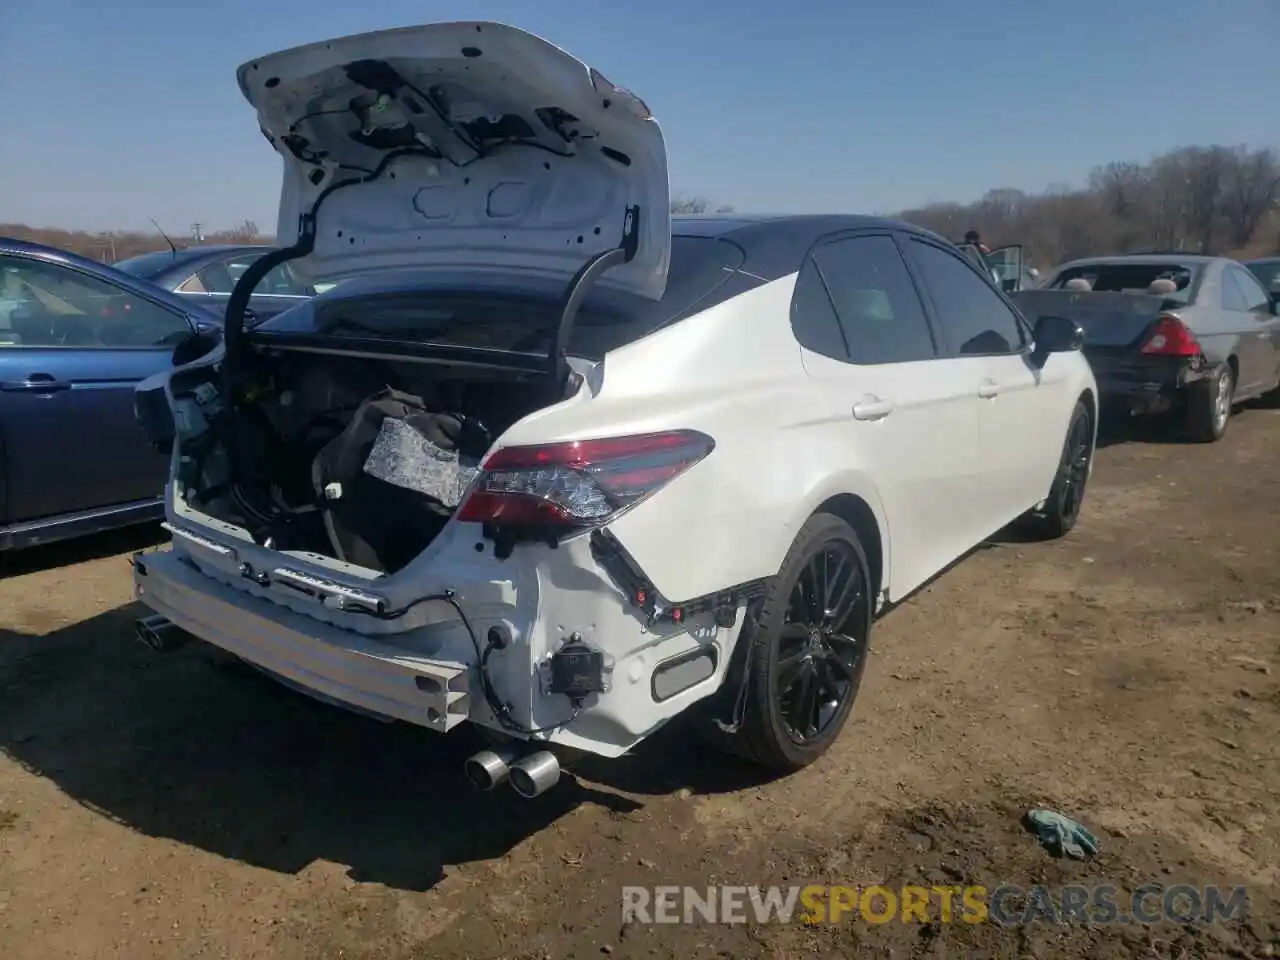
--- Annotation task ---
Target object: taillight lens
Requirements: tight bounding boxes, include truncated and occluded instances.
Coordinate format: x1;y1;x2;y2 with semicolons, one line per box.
1141;315;1201;356
456;430;714;527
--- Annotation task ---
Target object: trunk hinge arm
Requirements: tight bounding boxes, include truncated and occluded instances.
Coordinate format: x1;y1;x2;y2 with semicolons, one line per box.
221;148;421;399
546;204;642;392
222;211;317;396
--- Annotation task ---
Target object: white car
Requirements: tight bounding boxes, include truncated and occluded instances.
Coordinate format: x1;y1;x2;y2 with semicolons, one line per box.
131;22;1097;797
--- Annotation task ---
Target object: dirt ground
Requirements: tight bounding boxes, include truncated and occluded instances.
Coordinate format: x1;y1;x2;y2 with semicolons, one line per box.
2;403;1279;960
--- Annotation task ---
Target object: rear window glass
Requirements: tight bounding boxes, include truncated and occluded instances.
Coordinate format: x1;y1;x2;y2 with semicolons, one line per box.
255;235;747;360
1049;262;1198;303
113;250;182;279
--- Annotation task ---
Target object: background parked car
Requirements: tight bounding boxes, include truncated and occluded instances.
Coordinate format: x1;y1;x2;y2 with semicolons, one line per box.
112;244;322;324
1012;254;1280;441
0;237;221;551
956;241;1038;292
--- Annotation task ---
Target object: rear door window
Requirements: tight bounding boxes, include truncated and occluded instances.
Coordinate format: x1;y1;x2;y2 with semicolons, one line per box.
789;258;848;361
194;253;313;297
810;234;937;364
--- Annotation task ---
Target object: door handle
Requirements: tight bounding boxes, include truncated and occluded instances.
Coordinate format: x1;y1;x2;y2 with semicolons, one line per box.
978;379;1000;399
1;374;72;393
851;395;894;421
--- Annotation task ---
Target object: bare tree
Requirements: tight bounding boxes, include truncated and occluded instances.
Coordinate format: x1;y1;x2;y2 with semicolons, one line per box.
670;196;710;214
1221;146;1280;248
897;142;1280;267
1174;146;1233;253
222;219;261;244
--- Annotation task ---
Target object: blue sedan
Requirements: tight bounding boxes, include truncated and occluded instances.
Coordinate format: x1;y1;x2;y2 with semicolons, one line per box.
113;244;321;324
0;237;222;551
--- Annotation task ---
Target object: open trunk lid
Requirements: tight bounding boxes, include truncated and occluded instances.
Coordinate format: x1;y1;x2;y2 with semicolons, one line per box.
1011;289;1172;350
237;22;671;300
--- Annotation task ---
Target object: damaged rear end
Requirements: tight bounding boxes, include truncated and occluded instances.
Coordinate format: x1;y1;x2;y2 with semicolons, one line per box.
131;21;753;781
1012;288;1215;417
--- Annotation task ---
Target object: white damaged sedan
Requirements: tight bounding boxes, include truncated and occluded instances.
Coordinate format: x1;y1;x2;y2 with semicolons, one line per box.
131;21;1098;796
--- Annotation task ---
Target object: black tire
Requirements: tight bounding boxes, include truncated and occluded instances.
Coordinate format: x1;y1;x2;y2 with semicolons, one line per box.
1185;363;1233;443
705;513;873;773
1016;400;1094;540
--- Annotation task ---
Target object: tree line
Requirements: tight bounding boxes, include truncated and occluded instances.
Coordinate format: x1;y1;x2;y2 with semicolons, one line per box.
897;144;1280;267
4;143;1278;269
0;219;264;264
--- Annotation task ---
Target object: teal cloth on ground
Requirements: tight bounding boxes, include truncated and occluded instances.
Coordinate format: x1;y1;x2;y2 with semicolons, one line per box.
1025;808;1099;860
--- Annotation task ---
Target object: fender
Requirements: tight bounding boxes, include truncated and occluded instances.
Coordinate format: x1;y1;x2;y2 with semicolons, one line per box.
770;468;894;600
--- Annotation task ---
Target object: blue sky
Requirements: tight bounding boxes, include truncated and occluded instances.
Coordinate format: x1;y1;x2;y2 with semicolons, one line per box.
3;0;1276;233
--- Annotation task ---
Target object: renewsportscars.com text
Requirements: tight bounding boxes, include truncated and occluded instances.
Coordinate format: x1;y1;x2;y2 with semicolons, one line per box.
621;883;1250;926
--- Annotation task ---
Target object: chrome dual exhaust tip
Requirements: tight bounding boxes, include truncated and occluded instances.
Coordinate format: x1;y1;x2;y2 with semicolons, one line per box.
135;614;192;653
464;748;517;791
464;748;561;797
509;750;560;798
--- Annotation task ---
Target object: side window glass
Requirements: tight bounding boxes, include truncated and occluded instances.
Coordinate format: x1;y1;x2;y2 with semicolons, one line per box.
195;254;310;297
812;235;936;363
260;261;313;296
1228;268;1271;313
0;256;191;348
177;273;207;294
789;258;847;361
195;257;238;294
908;241;1026;356
1221;272;1249;310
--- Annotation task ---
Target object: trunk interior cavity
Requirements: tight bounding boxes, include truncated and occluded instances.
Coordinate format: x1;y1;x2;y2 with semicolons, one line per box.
171;349;559;574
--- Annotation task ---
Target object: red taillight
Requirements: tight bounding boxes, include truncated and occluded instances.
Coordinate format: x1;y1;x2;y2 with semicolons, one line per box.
455;430;714;527
1140;315;1200;356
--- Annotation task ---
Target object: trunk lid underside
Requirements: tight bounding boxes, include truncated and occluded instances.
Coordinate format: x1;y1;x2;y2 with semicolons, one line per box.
237;21;672;300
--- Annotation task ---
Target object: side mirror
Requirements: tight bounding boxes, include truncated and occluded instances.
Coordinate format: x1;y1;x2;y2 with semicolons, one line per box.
1030;314;1084;366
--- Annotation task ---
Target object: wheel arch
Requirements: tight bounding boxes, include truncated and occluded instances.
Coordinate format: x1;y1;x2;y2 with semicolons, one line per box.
1077;385;1097;425
811;493;885;607
768;468;891;607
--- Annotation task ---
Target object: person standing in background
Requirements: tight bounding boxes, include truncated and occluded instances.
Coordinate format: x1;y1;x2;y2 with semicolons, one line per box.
963;229;991;254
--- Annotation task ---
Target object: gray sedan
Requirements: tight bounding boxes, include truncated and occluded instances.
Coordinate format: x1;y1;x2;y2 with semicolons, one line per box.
113;244;322;325
1013;254;1280;441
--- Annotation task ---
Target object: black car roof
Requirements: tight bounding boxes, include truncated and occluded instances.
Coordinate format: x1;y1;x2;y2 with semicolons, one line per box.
672;213;945;282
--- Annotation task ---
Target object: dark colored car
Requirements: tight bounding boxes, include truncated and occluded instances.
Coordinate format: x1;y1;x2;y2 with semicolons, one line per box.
0;237;222;551
1012;254;1280;441
113;244;320;325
